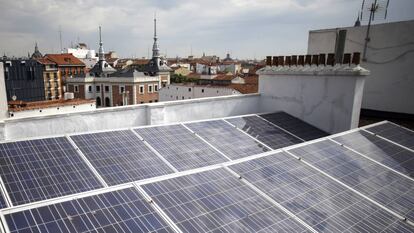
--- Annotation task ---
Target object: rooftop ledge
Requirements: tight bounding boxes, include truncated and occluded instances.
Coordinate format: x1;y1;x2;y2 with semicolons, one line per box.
257;64;370;76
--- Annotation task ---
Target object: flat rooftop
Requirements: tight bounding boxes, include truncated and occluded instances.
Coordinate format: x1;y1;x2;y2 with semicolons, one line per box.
0;111;413;232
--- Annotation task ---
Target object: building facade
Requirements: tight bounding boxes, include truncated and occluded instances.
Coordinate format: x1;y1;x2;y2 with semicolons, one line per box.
36;58;63;100
159;83;240;102
44;53;86;80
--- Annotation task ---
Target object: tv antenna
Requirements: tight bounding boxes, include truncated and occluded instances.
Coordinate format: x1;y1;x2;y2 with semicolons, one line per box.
361;0;391;61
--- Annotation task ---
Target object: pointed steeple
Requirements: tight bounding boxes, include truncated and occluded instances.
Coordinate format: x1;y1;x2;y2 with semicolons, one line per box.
152;14;160;58
98;26;105;61
31;41;43;58
354;12;361;27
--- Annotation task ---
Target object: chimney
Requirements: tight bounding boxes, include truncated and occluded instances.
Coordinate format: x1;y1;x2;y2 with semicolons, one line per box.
278;56;284;66
0;62;8;120
266;56;272;66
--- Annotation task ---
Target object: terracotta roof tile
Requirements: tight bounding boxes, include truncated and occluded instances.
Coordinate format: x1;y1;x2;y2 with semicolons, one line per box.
44;54;85;66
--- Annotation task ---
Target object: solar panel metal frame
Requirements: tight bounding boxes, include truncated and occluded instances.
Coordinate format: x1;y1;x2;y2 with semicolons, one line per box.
364;121;414;151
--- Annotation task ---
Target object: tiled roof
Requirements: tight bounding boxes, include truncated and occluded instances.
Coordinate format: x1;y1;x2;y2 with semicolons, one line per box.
214;74;236;81
44;54;85;66
8;99;95;112
35;57;56;65
228;83;258;94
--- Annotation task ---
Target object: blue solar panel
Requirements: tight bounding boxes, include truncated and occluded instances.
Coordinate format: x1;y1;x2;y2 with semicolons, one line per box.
333;130;414;178
366;122;414;150
135;124;229;171
185;120;269;159
5;187;174;233
70;130;175;186
226;116;303;149
229;152;414;232
0;191;7;209
259;112;329;141
142;168;310;233
0;137;103;206
289;140;414;222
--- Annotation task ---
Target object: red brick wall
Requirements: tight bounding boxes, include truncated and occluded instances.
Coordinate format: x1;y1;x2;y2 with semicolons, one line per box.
136;82;159;104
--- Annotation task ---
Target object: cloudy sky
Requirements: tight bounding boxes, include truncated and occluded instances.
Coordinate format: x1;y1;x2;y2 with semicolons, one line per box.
1;0;413;59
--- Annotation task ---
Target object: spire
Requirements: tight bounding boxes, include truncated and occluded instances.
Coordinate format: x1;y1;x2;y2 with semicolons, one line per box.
98;26;105;61
35;42;39;53
152;13;160;58
31;41;43;58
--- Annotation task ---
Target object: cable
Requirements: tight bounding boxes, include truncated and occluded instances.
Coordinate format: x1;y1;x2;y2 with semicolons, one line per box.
365;49;414;64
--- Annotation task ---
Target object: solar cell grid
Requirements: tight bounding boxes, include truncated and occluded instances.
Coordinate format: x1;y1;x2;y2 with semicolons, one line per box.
259;112;329;141
229;152;414;232
0;137;103;206
289;140;414;222
185;120;269;159
70;130;174;186
5;187;175;233
226;116;302;149
143;168;310;233
366;122;414;150
135;124;229;171
333;130;414;178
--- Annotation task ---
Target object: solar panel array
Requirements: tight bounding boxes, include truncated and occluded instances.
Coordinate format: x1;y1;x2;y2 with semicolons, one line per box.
0;112;413;233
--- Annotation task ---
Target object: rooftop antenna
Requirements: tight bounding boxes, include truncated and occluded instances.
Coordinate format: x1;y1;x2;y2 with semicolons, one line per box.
59;25;63;53
361;0;390;61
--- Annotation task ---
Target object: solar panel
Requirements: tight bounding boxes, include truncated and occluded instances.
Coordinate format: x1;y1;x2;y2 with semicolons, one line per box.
226;116;303;149
0;137;103;206
289;140;414;222
0;191;7;209
366;122;414;150
333;130;414;178
229;152;414;232
135;124;229;171
70;130;175;186
259;112;329;141
5;187;175;233
142;168;310;233
185;120;269;159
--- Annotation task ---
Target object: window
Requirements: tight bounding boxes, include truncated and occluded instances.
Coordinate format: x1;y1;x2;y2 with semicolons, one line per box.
74;85;79;93
149;100;152;103
155;100;158;102
188;88;191;92
120;85;125;93
148;85;153;93
105;86;110;92
202;89;204;93
182;96;185;100
96;85;101;92
154;84;158;92
140;101;144;104
88;86;92;92
139;85;144;94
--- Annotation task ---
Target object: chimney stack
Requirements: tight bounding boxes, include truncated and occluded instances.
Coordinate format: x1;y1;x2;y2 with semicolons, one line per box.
305;55;312;65
272;56;278;66
277;56;284;66
291;55;298;66
285;56;292;66
266;56;272;66
298;55;305;66
327;53;335;66
352;52;361;65
343;53;351;65
319;54;326;66
311;55;319;66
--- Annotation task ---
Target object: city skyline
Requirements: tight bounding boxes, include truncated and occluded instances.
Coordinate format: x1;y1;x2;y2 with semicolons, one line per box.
1;0;414;59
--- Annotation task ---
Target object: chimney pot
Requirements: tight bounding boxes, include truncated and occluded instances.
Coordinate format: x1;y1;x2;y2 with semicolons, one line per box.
327;53;335;66
311;55;319;66
298;55;305;66
291;55;298;66
272;56;278;66
343;53;351;65
305;55;312;65
285;56;292;66
319;54;326;66
278;56;284;66
352;52;361;65
266;56;272;66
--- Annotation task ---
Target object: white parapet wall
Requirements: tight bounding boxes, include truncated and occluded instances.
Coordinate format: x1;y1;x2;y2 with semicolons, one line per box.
0;94;260;140
258;55;369;134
